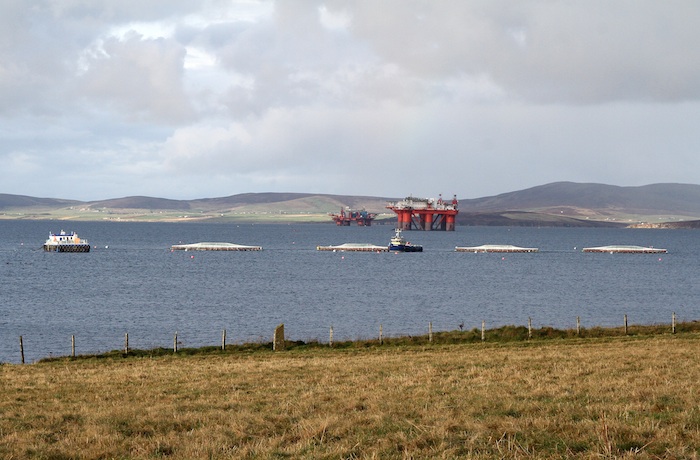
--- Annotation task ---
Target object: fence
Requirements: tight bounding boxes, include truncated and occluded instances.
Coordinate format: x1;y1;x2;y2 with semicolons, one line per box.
11;312;683;364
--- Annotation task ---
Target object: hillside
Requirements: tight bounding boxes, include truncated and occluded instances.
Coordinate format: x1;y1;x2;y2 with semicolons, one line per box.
0;193;82;209
458;182;700;222
2;182;700;226
454;211;624;228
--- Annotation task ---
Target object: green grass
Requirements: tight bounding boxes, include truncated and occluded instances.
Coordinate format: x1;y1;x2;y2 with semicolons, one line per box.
19;321;697;364
3;323;700;459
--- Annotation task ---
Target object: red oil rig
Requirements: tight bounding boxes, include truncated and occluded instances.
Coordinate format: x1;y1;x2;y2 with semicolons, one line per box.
329;207;377;226
386;194;458;231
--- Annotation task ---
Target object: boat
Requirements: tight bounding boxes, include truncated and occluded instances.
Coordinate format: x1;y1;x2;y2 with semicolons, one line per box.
388;229;423;252
43;231;91;252
455;244;538;253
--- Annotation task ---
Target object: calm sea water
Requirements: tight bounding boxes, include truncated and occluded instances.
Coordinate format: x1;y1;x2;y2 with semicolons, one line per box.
1;220;698;363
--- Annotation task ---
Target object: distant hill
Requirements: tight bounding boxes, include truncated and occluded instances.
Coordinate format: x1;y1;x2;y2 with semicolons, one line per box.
2;182;700;226
457;182;700;222
86;193;395;215
87;196;190;210
455;211;624;228
0;193;82;209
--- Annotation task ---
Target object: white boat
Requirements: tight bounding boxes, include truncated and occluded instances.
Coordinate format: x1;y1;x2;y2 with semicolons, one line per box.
43;231;91;253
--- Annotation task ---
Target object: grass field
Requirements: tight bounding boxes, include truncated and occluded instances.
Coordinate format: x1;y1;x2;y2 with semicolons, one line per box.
2;331;700;459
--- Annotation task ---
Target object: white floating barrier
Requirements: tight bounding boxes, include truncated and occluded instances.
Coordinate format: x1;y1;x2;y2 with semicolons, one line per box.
316;243;388;252
455;244;539;253
171;242;262;251
582;245;666;254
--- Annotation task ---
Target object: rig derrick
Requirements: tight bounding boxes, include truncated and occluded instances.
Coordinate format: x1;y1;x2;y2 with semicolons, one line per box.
329;207;377;226
386;194;458;231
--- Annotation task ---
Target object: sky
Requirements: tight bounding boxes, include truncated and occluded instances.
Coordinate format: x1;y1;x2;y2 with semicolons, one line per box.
2;1;699;202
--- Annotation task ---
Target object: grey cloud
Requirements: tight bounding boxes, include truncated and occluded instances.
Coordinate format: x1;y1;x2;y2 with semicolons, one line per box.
77;33;195;124
340;0;700;104
0;1;198;119
44;0;200;23
197;0;700;118
1;1;699;201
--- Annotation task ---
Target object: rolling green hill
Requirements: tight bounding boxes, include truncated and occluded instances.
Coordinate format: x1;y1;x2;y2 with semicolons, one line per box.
2;182;700;227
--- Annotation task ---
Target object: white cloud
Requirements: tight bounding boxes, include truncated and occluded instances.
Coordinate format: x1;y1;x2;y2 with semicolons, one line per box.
318;5;351;31
76;32;194;124
1;1;699;201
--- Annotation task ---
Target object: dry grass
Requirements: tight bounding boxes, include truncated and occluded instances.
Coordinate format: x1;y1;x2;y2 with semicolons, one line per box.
2;334;700;459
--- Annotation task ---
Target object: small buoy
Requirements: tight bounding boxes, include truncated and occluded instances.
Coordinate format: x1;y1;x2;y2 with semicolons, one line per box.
502;257;505;260
190;255;194;259
105;245;108;249
658;258;662;261
341;256;345;260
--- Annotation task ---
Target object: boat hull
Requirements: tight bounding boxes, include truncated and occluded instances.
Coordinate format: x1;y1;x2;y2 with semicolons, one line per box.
43;244;91;253
389;244;423;252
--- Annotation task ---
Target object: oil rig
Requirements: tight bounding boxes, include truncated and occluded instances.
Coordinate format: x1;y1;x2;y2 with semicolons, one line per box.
386;194;458;231
329;207;377;226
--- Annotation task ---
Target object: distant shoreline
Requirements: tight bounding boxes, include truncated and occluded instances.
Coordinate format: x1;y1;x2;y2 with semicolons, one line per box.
0;211;662;228
3;203;700;229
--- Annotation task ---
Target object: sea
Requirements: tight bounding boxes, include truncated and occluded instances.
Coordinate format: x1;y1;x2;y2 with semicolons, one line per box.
1;220;698;364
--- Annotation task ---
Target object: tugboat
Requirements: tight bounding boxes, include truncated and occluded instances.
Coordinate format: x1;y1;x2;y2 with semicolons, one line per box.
388;229;423;252
43;231;91;252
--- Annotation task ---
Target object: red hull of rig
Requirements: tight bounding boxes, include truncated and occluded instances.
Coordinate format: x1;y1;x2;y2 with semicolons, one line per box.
329;208;377;226
386;194;458;231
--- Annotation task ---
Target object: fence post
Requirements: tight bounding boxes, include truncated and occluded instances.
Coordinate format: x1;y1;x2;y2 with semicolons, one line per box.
624;314;628;335
19;336;25;364
71;335;75;358
481;321;486;342
174;332;178;353
273;324;285;351
329;326;334;347
124;333;129;354
528;317;532;339
222;329;226;350
429;322;433;343
379;324;383;345
672;312;676;334
577;316;581;336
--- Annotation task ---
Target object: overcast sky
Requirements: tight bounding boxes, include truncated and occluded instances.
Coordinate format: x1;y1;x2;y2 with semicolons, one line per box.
2;1;699;201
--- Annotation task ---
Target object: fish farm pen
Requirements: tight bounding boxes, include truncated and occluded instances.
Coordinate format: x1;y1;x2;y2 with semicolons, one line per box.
316;243;388;252
170;242;262;251
455;244;539;253
581;245;667;254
